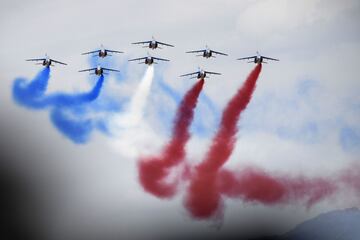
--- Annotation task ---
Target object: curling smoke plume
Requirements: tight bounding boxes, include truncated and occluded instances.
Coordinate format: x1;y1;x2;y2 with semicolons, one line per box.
13;68;105;109
185;64;262;218
13;67;51;109
138;79;205;198
12;68;108;143
50;107;94;144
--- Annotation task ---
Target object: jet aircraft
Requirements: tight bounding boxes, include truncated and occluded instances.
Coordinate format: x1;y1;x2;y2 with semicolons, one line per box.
237;51;279;63
26;54;67;67
128;53;169;65
79;65;120;76
180;68;221;79
186;45;228;58
132;36;174;49
82;45;123;58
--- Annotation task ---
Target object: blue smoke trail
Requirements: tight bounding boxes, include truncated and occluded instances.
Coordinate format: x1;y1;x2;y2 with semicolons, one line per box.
13;67;105;109
12;67;51;109
50;107;94;144
12;67;123;144
49;92;125;143
45;75;104;107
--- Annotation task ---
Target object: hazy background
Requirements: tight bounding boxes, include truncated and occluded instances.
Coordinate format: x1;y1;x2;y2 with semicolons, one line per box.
1;0;359;239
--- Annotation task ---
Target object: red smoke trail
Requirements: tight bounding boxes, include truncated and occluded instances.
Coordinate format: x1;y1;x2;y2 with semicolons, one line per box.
138;79;205;198
185;64;262;218
218;167;337;207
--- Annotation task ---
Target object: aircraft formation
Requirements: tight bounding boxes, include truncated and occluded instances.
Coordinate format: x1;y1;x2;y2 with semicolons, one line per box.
26;36;279;79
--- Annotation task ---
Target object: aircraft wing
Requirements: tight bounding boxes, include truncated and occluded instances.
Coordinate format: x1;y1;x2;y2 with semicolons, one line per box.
132;41;151;45
212;50;228;56
186;49;205;54
51;59;67;65
237;56;256;60
153;57;170;62
79;68;96;72
262;56;279;61
180;71;199;77
82;50;100;55
26;58;46;61
205;71;221;75
128;57;147;62
157;41;174;47
105;49;124;54
102;67;120;72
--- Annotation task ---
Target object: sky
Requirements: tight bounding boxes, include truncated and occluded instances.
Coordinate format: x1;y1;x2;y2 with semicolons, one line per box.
1;0;360;239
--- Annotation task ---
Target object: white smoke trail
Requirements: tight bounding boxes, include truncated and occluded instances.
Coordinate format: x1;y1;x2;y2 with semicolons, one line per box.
109;66;161;158
116;65;154;128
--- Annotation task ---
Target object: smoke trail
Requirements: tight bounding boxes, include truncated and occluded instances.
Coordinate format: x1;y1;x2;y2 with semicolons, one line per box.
218;167;337;207
13;72;105;109
217;162;360;208
157;78;219;136
50;94;123;144
12;67;51;109
109;66;154;157
12;68;113;143
138;79;205;198
46;75;105;107
50;107;94;144
185;64;262;218
114;66;154;128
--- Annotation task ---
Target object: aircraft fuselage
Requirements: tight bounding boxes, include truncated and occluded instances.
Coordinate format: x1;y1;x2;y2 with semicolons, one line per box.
95;67;104;76
203;50;212;58
149;41;158;49
99;50;107;58
145;57;154;65
254;56;263;63
42;59;51;67
198;71;206;79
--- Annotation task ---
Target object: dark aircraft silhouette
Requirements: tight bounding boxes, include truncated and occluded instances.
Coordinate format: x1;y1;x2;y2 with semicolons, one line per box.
82;44;123;58
180;67;221;79
132;36;174;50
237;51;279;63
79;65;119;76
26;54;67;67
186;45;228;58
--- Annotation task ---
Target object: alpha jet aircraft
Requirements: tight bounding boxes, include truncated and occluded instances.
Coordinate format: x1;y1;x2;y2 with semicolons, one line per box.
237;51;279;64
180;68;221;80
186;45;228;58
128;54;169;65
82;45;123;58
79;65;120;76
132;36;174;50
26;54;67;67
